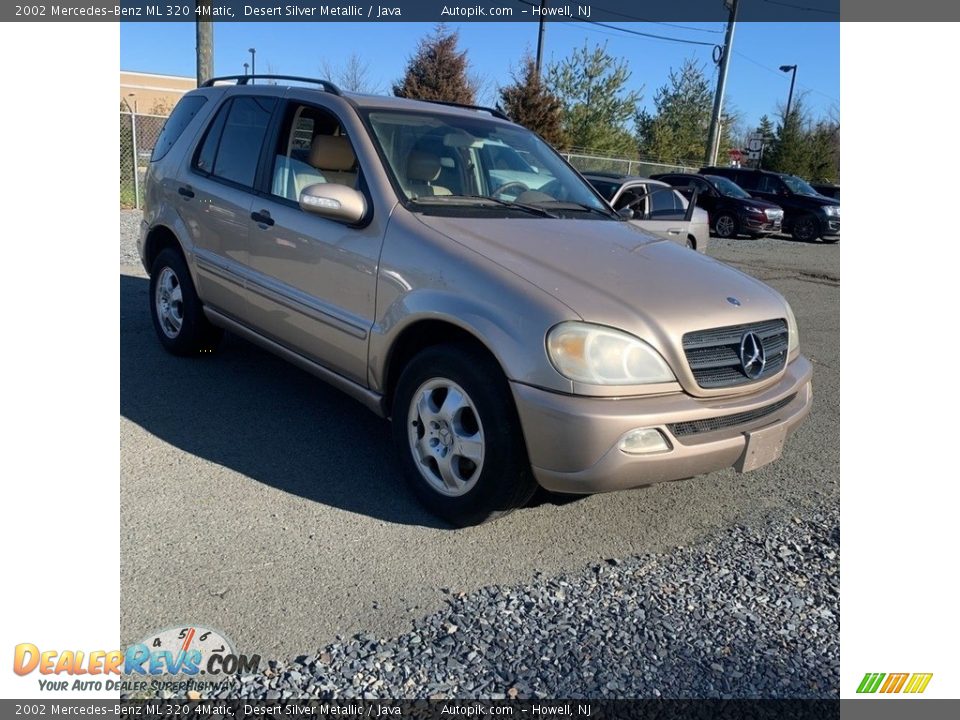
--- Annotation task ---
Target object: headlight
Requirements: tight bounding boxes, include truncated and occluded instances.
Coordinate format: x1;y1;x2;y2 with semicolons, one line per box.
823;205;839;217
745;205;766;216
785;302;800;354
547;322;675;385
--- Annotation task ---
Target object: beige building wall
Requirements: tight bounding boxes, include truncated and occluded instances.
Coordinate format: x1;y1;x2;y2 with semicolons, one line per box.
120;71;196;115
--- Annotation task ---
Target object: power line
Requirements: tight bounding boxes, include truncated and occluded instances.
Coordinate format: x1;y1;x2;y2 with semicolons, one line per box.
588;4;723;33
761;0;839;16
734;51;840;105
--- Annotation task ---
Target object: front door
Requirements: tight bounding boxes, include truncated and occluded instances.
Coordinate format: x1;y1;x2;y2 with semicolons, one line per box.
242;100;382;386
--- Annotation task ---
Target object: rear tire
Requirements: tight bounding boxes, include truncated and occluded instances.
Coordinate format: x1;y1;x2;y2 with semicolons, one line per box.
392;344;538;526
149;247;223;356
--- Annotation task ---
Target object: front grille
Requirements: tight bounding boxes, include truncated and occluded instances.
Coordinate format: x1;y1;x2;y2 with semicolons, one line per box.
683;319;788;389
765;209;784;221
668;393;797;438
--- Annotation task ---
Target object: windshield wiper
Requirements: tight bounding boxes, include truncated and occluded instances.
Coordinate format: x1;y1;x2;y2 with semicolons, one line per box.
533;200;617;219
411;195;558;218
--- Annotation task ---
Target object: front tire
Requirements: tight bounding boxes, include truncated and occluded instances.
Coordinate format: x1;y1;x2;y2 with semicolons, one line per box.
149;247;223;356
791;214;820;243
714;213;739;238
392;344;538;526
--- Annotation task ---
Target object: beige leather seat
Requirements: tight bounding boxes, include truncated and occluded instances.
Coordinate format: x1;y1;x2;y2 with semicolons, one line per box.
406;151;451;197
272;156;326;201
310;135;357;188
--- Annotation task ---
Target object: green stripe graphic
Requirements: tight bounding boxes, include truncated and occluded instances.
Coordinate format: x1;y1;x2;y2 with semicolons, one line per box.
857;672;885;693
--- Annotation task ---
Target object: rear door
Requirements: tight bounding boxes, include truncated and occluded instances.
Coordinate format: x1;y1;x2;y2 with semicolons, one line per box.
177;94;278;319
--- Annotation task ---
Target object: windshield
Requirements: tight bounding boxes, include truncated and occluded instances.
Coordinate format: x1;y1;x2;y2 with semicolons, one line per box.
364;110;614;219
707;175;751;199
781;175;819;196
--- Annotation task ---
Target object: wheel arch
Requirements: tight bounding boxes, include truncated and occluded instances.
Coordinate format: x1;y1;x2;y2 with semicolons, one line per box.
380;318;504;418
143;224;185;272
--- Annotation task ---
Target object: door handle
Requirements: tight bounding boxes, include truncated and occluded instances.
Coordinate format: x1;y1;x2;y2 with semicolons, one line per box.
177;186;195;199
251;210;274;227
667;228;682;234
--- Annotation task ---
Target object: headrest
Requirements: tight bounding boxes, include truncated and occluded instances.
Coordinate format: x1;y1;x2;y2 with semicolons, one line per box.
309;135;355;171
407;151;441;182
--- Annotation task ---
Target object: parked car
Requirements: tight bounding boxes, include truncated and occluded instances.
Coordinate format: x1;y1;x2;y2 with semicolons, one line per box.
700;167;839;243
652;172;784;239
140;75;812;525
811;182;840;200
583;173;710;252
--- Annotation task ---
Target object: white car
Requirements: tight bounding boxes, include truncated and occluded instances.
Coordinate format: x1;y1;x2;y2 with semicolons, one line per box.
584;173;710;253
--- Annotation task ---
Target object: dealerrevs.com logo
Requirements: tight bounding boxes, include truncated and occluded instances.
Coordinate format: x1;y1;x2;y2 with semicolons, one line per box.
856;672;933;694
13;625;260;692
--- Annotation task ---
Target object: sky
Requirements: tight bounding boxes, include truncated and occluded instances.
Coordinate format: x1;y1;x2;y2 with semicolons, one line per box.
120;21;839;132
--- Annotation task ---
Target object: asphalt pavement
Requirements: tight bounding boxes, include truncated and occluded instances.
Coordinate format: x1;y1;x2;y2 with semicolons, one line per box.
119;211;839;667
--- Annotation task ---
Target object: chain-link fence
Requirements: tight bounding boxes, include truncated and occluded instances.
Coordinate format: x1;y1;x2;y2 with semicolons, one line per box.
561;151;697;178
120;111;168;209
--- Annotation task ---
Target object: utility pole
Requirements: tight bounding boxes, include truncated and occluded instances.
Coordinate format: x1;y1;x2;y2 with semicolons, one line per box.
535;0;547;79
195;1;214;86
704;0;738;167
780;64;798;120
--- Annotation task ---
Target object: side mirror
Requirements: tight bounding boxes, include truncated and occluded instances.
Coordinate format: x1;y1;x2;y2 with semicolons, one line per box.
617;207;634;220
299;183;367;224
530;166;540;174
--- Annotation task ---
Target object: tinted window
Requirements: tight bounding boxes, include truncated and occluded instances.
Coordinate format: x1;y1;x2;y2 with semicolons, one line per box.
734;171;758;191
151;96;207;162
755;174;782;194
588;179;620;201
648;187;687;218
194;96;277;188
195;101;229;174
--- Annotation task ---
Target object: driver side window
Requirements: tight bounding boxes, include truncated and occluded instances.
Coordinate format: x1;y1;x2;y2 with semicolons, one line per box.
270;103;359;203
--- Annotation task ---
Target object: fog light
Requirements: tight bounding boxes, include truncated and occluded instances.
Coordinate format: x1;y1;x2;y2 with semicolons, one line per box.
618;428;671;454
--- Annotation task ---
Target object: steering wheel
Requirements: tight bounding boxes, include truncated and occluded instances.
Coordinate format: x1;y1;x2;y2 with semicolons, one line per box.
490;181;530;199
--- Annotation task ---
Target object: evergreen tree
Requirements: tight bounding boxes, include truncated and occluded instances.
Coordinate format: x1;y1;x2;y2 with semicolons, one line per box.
393;24;476;104
498;55;567;148
545;41;642;155
635;58;712;164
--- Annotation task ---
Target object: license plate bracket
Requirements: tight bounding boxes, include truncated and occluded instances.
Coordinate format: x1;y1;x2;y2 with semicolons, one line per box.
735;423;788;473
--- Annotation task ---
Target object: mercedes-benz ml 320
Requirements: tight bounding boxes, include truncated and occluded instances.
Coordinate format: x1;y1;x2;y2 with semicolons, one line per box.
139;76;812;525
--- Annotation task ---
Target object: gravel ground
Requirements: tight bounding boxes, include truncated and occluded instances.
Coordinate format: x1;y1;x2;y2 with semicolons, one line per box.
120;211;143;267
190;509;838;700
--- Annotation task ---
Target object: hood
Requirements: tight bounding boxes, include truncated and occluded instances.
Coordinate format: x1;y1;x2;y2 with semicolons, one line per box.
771;192;838;208
414;214;791;390
737;196;782;211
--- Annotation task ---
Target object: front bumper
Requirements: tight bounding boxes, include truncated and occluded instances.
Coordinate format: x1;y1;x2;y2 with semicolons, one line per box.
743;215;782;235
821;217;840;237
511;355;813;493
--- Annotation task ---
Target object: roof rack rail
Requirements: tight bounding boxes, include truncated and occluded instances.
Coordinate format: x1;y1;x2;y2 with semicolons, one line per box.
419;99;511;122
201;75;343;96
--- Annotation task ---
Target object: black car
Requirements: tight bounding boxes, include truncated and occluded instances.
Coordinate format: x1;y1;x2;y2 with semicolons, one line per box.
652;172;785;239
700;166;839;243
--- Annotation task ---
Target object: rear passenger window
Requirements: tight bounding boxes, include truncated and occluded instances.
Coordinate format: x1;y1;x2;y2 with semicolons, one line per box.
151;96;207;162
734;172;757;191
193;96;277;188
